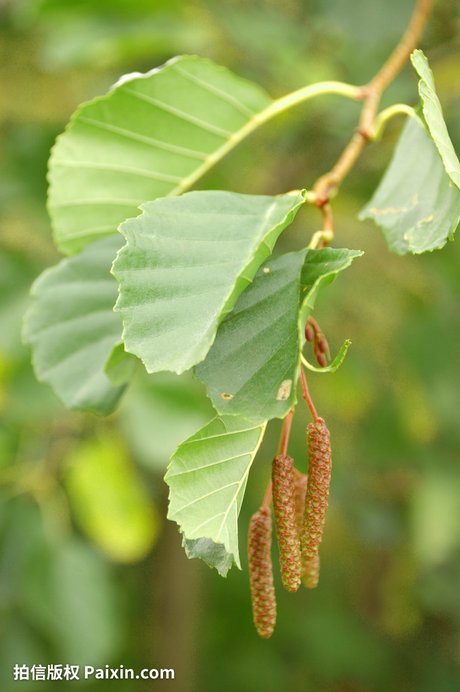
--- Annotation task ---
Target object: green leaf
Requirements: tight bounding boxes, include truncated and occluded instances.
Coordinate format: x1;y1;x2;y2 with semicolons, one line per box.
183;538;234;578
196;250;306;422
23;235;126;414
49;55;272;254
104;343;138;386
165;415;267;574
65;435;159;563
119;371;214;472
360;116;460;254
411;50;460;189
113;189;305;375
364;52;460;255
0;253;38;357
412;471;460;566
196;247;362;422
299;246;364;312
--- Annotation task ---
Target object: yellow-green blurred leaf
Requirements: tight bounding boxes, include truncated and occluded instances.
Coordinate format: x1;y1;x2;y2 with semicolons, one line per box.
65;436;158;562
411;472;460;565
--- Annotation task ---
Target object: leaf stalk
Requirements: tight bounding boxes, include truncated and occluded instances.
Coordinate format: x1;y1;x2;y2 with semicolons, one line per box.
372;104;417;141
174;82;363;196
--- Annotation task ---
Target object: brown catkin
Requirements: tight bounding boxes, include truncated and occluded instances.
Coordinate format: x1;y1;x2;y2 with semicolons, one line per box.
295;473;322;589
301;417;332;563
294;472;309;532
302;555;320;589
248;507;276;638
272;454;301;592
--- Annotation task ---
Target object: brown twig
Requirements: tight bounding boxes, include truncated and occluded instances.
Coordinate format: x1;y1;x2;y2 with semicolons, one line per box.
261;408;295;510
262;408;311;505
300;368;318;422
313;0;433;208
262;480;272;510
321;202;334;233
278;408;294;456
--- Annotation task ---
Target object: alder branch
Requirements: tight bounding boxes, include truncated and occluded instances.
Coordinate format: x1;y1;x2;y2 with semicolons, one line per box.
300;368;318;422
313;0;433;209
278;408;294;456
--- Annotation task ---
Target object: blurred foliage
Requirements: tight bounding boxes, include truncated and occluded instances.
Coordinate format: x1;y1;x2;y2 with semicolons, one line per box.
65;435;159;563
1;0;460;690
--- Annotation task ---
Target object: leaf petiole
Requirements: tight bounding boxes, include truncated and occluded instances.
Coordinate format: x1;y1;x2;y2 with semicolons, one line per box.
372;103;416;141
175;81;363;196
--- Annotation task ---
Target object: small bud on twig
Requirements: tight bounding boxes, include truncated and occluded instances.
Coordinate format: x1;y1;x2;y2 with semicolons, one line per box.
316;334;329;355
305;316;330;367
315;352;327;368
305;322;315;343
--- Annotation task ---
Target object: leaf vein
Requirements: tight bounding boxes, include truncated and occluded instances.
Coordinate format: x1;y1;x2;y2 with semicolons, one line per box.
171;65;257;118
188;512;226;536
53;160;182;184
77;116;208;160
166;451;251;478
121;88;233;139
181;426;261;445
172;480;240;515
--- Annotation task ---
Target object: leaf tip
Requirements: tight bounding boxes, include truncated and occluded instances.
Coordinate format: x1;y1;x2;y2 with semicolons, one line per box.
182;536;236;577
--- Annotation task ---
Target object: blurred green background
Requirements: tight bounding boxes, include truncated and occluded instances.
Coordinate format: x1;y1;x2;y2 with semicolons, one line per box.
1;0;460;690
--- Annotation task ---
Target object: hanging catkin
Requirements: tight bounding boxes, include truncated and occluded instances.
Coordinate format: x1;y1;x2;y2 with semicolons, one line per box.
302;554;320;589
295;472;321;588
301;417;332;563
294;472;308;531
272;454;301;592
248;507;276;638
293;472;321;589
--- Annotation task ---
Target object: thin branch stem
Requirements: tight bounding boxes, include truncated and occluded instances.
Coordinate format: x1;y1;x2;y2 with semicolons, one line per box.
321;203;334;233
278;408;294;456
312;0;432;207
369;0;433;94
300;368;318;421
262;480;272;510
261;407;295;509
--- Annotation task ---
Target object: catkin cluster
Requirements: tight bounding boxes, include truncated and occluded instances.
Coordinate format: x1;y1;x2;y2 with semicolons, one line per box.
248;416;331;638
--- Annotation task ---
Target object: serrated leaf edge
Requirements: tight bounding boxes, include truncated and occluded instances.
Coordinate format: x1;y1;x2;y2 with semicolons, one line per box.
165;417;267;571
111;190;307;375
